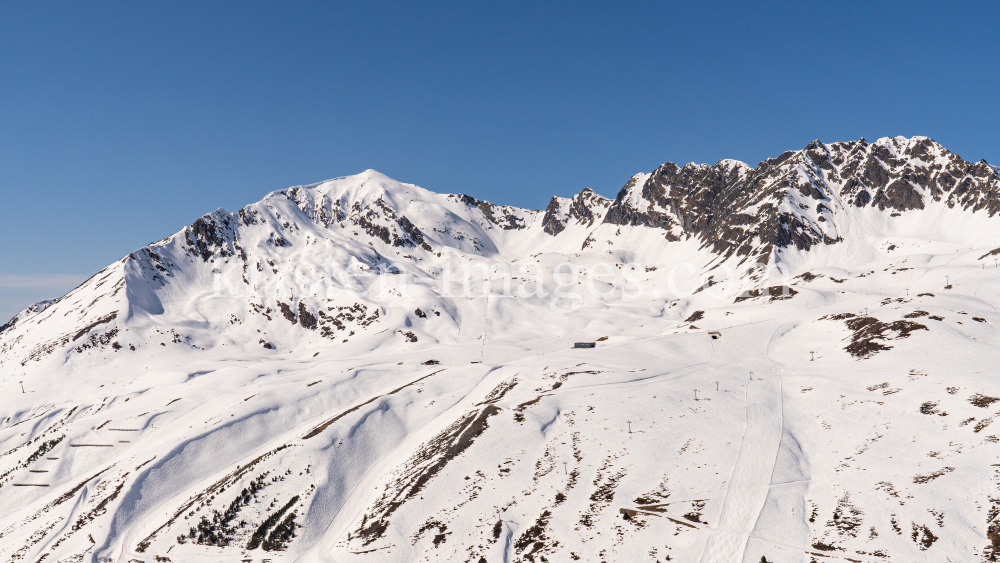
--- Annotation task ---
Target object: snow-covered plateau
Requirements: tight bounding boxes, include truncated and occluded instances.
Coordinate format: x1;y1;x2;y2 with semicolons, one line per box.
5;136;1000;562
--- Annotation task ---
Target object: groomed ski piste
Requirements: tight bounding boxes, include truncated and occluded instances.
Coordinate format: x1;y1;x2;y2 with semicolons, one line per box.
4;136;1000;562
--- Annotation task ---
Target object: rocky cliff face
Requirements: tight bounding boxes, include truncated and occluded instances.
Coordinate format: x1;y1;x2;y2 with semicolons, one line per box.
541;188;612;236
604;136;1000;263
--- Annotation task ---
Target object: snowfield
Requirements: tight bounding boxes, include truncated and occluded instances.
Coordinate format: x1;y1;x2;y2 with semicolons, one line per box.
4;137;1000;562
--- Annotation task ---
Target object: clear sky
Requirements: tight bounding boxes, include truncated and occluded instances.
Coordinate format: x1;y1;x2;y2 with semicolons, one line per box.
1;0;998;319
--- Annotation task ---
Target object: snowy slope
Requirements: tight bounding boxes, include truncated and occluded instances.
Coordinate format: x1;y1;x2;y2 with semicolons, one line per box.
4;138;1000;563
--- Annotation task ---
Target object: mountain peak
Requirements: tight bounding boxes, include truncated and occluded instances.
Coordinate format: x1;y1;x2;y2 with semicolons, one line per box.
5;138;1000;563
6;137;1000;370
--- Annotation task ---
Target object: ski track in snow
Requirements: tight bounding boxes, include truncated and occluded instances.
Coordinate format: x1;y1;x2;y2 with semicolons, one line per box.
699;326;783;563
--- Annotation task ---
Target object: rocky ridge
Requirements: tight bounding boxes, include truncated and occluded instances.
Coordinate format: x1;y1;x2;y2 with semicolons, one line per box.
4;137;1000;563
3;137;999;371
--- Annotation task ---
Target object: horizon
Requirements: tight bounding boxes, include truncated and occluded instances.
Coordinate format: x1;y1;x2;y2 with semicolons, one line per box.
2;1;998;320
0;134;991;321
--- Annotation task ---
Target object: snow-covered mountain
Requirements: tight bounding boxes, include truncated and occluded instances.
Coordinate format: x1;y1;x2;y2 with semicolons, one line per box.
4;136;1000;563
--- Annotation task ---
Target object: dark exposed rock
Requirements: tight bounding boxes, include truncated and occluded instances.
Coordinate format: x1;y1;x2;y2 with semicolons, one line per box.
72;312;118;342
352;405;501;545
601;137;1000;264
873;179;925;211
278;303;297;324
0;300;56;336
863;156;890;187
541;189;611;236
455;194;527;230
969;394;1000;408
298;303;317;330
568;189;609;226
185;211;237;262
684;311;705;323
541;197;566;236
821;313;928;359
396;216;433;251
356;214;392;245
854;189;872;207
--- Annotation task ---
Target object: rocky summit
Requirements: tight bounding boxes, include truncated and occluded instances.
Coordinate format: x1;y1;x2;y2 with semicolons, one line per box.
4;136;1000;563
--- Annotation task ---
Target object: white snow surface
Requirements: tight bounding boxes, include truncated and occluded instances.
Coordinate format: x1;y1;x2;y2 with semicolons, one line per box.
4;142;1000;562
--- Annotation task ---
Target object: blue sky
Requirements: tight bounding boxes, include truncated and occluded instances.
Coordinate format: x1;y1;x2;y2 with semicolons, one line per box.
1;1;998;319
